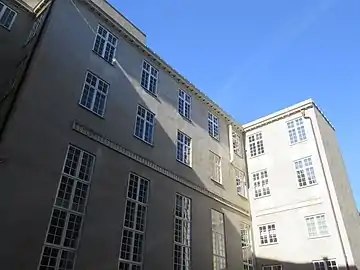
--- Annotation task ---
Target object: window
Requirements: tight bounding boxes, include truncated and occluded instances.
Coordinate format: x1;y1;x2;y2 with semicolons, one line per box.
259;223;277;245
178;89;191;119
177;131;191;166
211;210;226;270
235;168;247;198
287;117;307;144
119;173;149;270
79;71;109;116
0;2;16;29
232;131;244;158
141;60;158;95
294;157;316;187
208;112;219;140
262;266;282;270
248;132;264;157
305;214;329;238
209;151;222;183
134;105;155;145
240;223;253;270
174;194;191;270
26;10;46;44
313;259;338;270
252;170;270;198
93;25;118;63
38;145;95;270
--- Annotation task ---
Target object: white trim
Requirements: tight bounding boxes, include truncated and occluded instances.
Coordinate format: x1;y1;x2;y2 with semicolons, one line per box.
178;89;192;120
92;24;118;64
133;105;155;145
176;130;192;167
140;60;159;96
0;1;17;30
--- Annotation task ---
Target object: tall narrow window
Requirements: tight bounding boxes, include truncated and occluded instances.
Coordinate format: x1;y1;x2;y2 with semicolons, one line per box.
258;223;277;245
118;173;150;270
141;60;158;95
252;170;270;198
305;214;329;238
38;145;95;270
313;259;338;270
178;89;191;120
208;112;220;140
232;131;244;158
174;194;191;270
235;168;247;198
248;132;264;157
0;2;17;30
79;71;109;117
211;210;226;270
177;131;192;166
294;157;316;187
134;105;155;145
287;117;307;144
209;151;222;183
240;223;253;270
93;25;118;63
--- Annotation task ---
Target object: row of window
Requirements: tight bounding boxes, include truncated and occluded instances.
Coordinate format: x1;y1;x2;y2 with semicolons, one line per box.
262;260;338;270
248;117;307;158
0;1;16;30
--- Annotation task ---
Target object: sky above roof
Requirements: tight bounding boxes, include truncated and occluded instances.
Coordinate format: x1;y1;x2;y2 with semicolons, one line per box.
109;0;360;208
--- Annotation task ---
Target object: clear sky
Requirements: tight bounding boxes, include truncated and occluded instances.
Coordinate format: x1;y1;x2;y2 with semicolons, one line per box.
109;0;360;209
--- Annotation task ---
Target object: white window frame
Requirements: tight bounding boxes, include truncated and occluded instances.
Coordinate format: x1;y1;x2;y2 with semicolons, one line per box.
248;132;264;157
240;223;253;270
294;156;317;188
141;60;158;95
211;209;226;270
262;265;282;270
208;112;220;140
235;168;247;198
232;131;244;158
92;24;118;63
209;151;222;184
134;105;155;145
287;117;307;145
258;223;277;245
178;89;191;120
0;2;17;30
79;71;109;117
176;131;192;166
313;259;338;270
252;170;270;198
305;213;329;238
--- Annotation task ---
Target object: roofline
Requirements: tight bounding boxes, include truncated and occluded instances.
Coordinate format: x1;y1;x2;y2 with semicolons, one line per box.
14;0;35;13
243;99;335;132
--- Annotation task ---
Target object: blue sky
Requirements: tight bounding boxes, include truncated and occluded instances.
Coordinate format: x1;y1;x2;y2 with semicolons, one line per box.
110;0;360;209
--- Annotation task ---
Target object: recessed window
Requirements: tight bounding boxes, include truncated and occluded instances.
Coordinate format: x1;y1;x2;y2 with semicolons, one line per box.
79;71;109;117
178;89;191;119
252;170;270;198
240;223;253;270
287;117;307;144
134;105;155;145
0;2;17;30
119;173;149;270
232;131;244;158
141;60;158;95
174;194;191;270
208;112;219;140
259;223;277;245
263;265;282;270
305;214;329;238
235;168;247;198
209;151;222;183
176;131;191;166
313;259;338;270
248;132;264;157
211;210;226;270
294;157;316;187
93;25;118;63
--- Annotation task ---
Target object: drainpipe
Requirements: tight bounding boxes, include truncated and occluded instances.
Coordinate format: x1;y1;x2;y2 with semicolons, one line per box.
301;110;350;270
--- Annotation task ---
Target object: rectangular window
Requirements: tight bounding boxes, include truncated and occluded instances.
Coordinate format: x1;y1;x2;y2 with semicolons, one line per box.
134;105;155;145
209;151;222;183
79;71;109;117
259;223;277;245
287;117;307;144
305;214;329;238
262;266;282;270
0;2;17;30
93;25;118;63
294;157;316;187
211;210;226;270
208;112;220;140
313;259;338;270
232;131;244;158
174;194;191;270
119;173;149;270
178;89;191;120
38;145;95;270
252;170;270;198
176;131;191;166
240;223;253;270
248;132;264;157
235;168;247;198
141;60;158;95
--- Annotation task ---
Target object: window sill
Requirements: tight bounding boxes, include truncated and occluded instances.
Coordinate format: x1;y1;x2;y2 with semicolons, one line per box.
79;104;105;119
308;234;330;240
254;194;271;200
133;135;154;147
259;242;278;247
141;85;160;99
0;24;11;31
92;50;115;66
298;182;318;189
211;178;224;188
248;152;265;159
234;152;244;159
290;139;308;146
209;134;220;142
237;194;249;200
176;158;192;168
179;114;192;124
